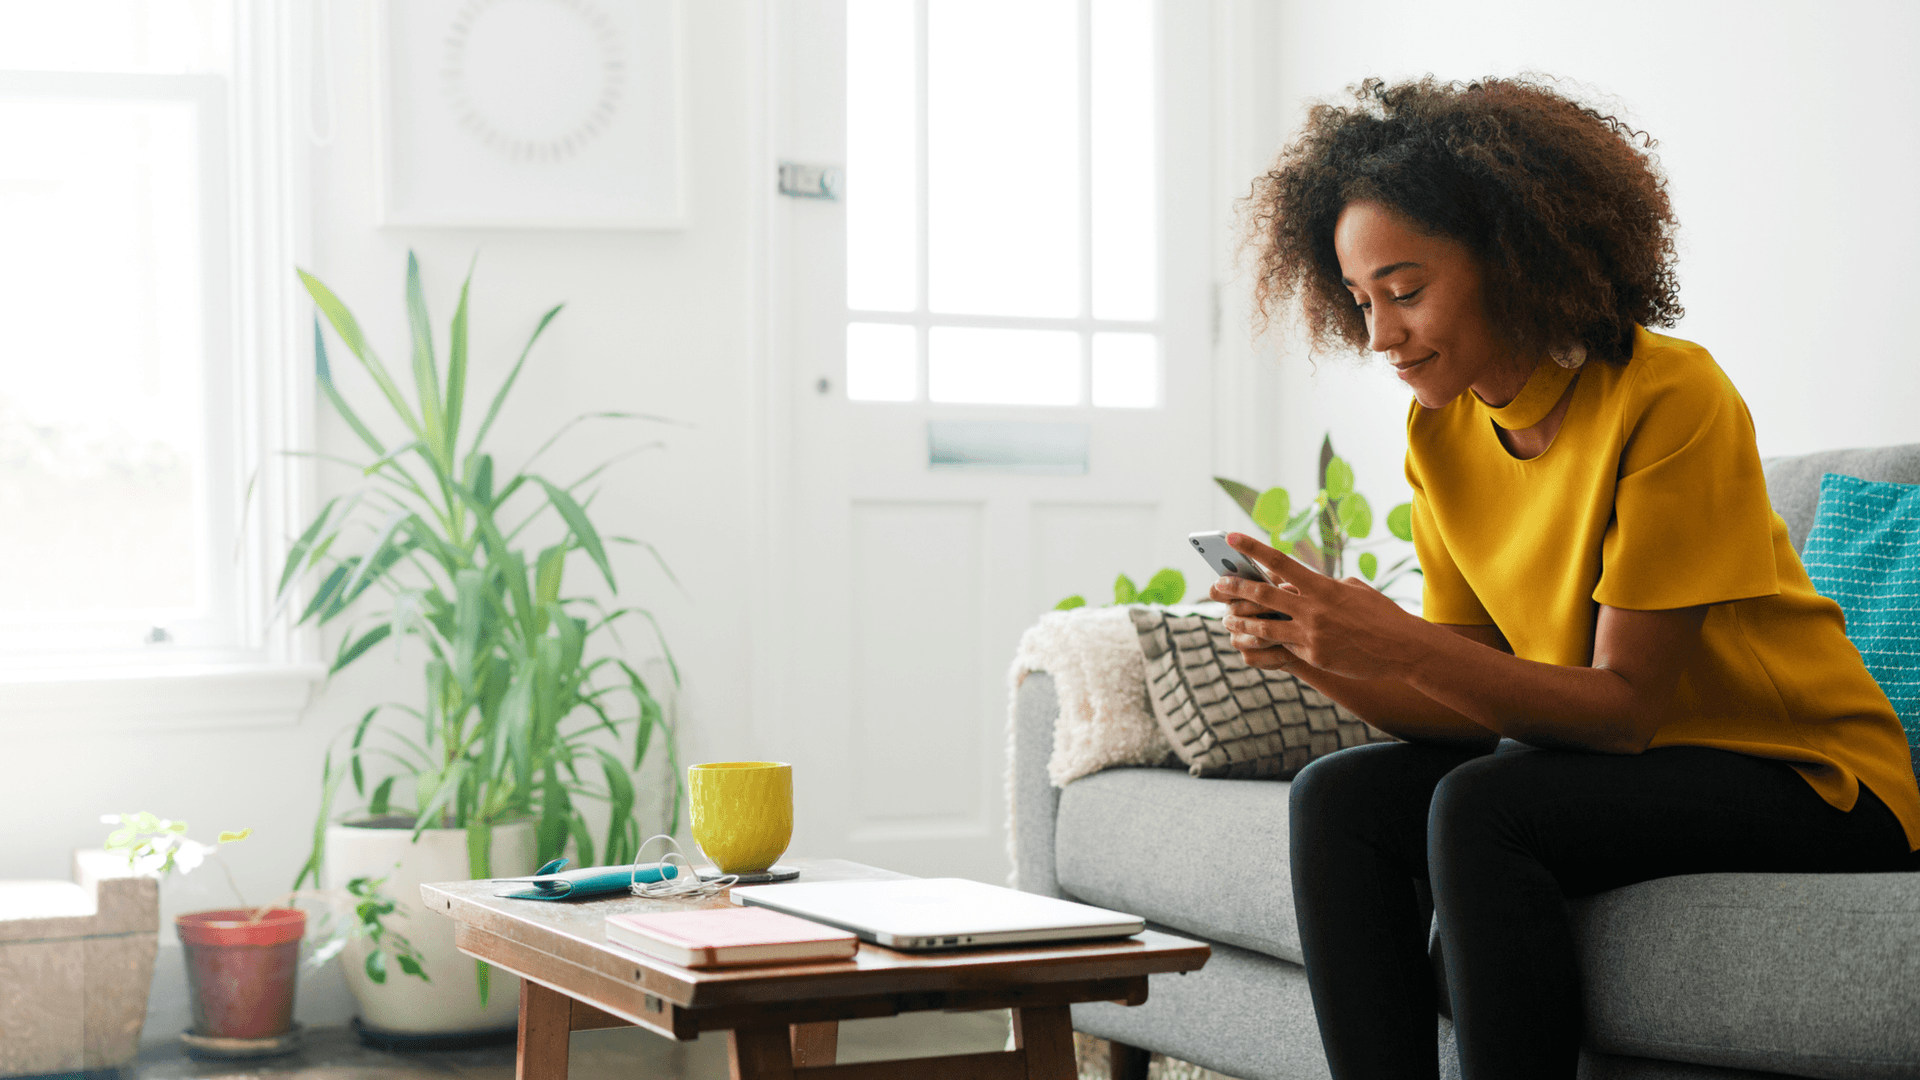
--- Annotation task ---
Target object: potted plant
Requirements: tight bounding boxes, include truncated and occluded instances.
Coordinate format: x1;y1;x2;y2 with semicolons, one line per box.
104;812;430;1057
283;254;682;1041
1214;434;1420;596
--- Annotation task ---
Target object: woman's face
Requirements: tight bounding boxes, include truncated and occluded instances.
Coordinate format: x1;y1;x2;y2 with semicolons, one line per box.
1333;200;1527;409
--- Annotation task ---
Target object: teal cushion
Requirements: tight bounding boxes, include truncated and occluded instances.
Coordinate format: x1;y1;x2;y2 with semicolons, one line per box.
1801;473;1920;745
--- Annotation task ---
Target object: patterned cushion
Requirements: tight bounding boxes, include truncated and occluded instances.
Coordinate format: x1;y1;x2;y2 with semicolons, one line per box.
1129;608;1394;778
1802;472;1920;745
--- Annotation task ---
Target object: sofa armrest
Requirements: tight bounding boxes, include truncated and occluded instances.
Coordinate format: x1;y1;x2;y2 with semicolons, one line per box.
1012;672;1064;898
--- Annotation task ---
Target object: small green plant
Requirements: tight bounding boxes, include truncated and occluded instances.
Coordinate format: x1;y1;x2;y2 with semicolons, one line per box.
304;873;429;986
1055;568;1185;611
101;812;427;985
1214;434;1419;592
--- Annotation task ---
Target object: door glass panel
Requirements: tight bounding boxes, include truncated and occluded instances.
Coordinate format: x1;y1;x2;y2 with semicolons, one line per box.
1091;332;1157;407
926;0;1078;317
929;327;1079;405
846;322;917;401
846;0;916;312
1090;0;1156;320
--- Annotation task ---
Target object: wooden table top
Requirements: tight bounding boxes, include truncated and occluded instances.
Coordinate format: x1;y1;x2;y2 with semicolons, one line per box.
422;858;1209;1012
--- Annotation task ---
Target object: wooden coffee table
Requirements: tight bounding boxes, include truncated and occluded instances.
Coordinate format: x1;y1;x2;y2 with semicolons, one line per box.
423;858;1208;1080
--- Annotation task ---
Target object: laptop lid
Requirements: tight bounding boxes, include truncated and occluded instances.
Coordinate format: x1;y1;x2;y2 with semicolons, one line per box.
729;877;1145;951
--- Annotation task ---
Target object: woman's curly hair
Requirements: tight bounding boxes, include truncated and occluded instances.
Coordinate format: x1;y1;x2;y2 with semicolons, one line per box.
1243;76;1683;364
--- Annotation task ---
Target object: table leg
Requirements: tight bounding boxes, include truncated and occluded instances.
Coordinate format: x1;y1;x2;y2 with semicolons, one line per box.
517;980;573;1080
790;1021;839;1067
1110;1040;1151;1080
1012;1005;1076;1080
730;1024;797;1080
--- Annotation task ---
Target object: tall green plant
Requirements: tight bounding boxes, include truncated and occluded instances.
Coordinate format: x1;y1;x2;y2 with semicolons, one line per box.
287;253;681;899
1216;434;1420;592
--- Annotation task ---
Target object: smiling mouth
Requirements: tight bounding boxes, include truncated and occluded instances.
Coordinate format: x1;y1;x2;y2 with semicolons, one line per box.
1393;353;1437;376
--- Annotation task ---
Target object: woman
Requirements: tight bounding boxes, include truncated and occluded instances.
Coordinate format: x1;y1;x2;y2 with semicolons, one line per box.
1214;77;1920;1080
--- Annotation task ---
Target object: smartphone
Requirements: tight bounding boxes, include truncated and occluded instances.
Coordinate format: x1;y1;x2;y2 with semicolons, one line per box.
1188;531;1291;620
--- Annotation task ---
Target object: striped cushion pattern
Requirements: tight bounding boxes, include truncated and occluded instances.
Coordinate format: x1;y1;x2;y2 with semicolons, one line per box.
1802;472;1920;744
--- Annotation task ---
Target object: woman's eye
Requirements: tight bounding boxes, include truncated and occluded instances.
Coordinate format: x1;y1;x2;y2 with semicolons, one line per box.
1391;287;1424;304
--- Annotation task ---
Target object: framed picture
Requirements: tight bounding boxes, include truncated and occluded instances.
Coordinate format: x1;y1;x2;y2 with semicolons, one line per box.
375;0;686;229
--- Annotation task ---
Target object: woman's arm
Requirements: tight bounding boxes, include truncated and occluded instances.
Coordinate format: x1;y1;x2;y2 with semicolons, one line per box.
1213;533;1707;755
1229;622;1505;750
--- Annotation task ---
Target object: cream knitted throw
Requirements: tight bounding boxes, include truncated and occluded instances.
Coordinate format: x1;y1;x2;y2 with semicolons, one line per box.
1008;606;1173;788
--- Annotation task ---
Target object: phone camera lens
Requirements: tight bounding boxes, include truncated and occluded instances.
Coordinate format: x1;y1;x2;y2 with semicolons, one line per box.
1222;559;1238;573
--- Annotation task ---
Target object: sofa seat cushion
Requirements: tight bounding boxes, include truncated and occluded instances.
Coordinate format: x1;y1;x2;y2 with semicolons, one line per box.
1571;871;1920;1079
1055;766;1305;964
1054;766;1920;1078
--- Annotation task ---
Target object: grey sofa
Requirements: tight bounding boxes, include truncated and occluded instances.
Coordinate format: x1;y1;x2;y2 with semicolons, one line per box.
1011;444;1920;1080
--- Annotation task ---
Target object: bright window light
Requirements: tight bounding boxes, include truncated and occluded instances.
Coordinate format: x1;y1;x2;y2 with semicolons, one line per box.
929;327;1079;406
1091;333;1158;407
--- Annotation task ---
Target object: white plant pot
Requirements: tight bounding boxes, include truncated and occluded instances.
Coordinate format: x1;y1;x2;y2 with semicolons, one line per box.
324;818;537;1035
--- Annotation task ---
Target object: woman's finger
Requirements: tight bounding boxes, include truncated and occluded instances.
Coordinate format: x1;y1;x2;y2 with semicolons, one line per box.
1227;532;1320;590
1210;574;1301;615
1236;643;1303;672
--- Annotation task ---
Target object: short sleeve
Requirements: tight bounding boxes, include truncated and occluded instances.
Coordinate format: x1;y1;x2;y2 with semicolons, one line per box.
1593;357;1779;610
1406;444;1495;625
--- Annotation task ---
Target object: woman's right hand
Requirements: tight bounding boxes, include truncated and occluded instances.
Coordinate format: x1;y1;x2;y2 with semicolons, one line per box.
1216;595;1306;672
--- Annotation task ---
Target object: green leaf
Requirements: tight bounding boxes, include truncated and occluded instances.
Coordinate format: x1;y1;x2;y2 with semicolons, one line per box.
405;253;446;463
298;269;423;438
332;624;393;674
535;478;615;593
365;949;389;984
445;257;476;462
465;819;492;881
1280;507;1318;543
471;304;564;458
476;960;491;1006
1387;502;1414;542
1054;595;1087;611
278;496;340;600
470;454;494;505
396;953;427;980
1213;477;1261;520
595;747;635;866
299;563;352;626
1358;551;1378;581
1112;574;1138;605
1251;488;1292;532
217;828;252;844
1323;456;1355;501
1138;568;1186;605
294;748;349;891
1337;492;1373;539
312;319;386;457
368;776;396;816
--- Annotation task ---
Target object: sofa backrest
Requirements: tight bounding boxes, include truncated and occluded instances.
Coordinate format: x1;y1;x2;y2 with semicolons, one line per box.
1763;443;1920;554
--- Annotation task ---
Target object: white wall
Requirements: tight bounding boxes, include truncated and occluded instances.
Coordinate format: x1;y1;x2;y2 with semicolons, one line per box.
1251;0;1920;518
6;0;771;1036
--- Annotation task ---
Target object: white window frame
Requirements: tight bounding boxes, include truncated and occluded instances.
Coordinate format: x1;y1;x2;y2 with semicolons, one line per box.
0;1;322;731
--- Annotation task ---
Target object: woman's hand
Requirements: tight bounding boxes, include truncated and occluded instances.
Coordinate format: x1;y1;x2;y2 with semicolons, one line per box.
1208;532;1431;681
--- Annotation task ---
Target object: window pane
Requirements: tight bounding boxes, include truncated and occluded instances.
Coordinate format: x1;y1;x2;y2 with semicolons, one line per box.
1090;0;1156;320
929;327;1079;406
847;322;917;401
926;0;1079;317
0;97;206;614
846;0;917;312
0;0;231;73
1092;333;1157;407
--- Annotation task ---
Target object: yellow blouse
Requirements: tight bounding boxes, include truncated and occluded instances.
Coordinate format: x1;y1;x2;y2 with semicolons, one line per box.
1406;326;1920;850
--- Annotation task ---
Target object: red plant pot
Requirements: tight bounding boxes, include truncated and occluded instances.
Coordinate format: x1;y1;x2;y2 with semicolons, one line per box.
175;908;307;1039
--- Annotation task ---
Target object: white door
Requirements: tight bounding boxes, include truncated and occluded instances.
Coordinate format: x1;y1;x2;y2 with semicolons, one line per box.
765;0;1214;882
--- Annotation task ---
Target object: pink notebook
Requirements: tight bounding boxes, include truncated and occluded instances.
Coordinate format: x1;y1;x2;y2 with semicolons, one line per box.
604;906;859;968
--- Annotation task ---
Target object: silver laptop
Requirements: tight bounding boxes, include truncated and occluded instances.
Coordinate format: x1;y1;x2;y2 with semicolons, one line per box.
729;877;1144;951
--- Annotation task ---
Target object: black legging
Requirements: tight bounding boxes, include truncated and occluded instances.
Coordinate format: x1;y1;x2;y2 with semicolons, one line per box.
1288;739;1915;1079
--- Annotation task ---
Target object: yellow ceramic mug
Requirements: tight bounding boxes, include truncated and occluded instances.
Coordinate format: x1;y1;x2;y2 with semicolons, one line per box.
688;761;793;874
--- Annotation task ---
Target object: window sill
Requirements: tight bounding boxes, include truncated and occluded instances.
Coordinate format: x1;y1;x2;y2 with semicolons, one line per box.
0;663;325;732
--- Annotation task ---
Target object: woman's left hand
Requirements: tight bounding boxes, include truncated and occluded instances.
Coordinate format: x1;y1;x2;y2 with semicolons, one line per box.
1208;532;1430;681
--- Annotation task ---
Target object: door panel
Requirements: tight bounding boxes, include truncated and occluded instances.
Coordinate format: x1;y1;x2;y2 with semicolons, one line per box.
773;0;1213;883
